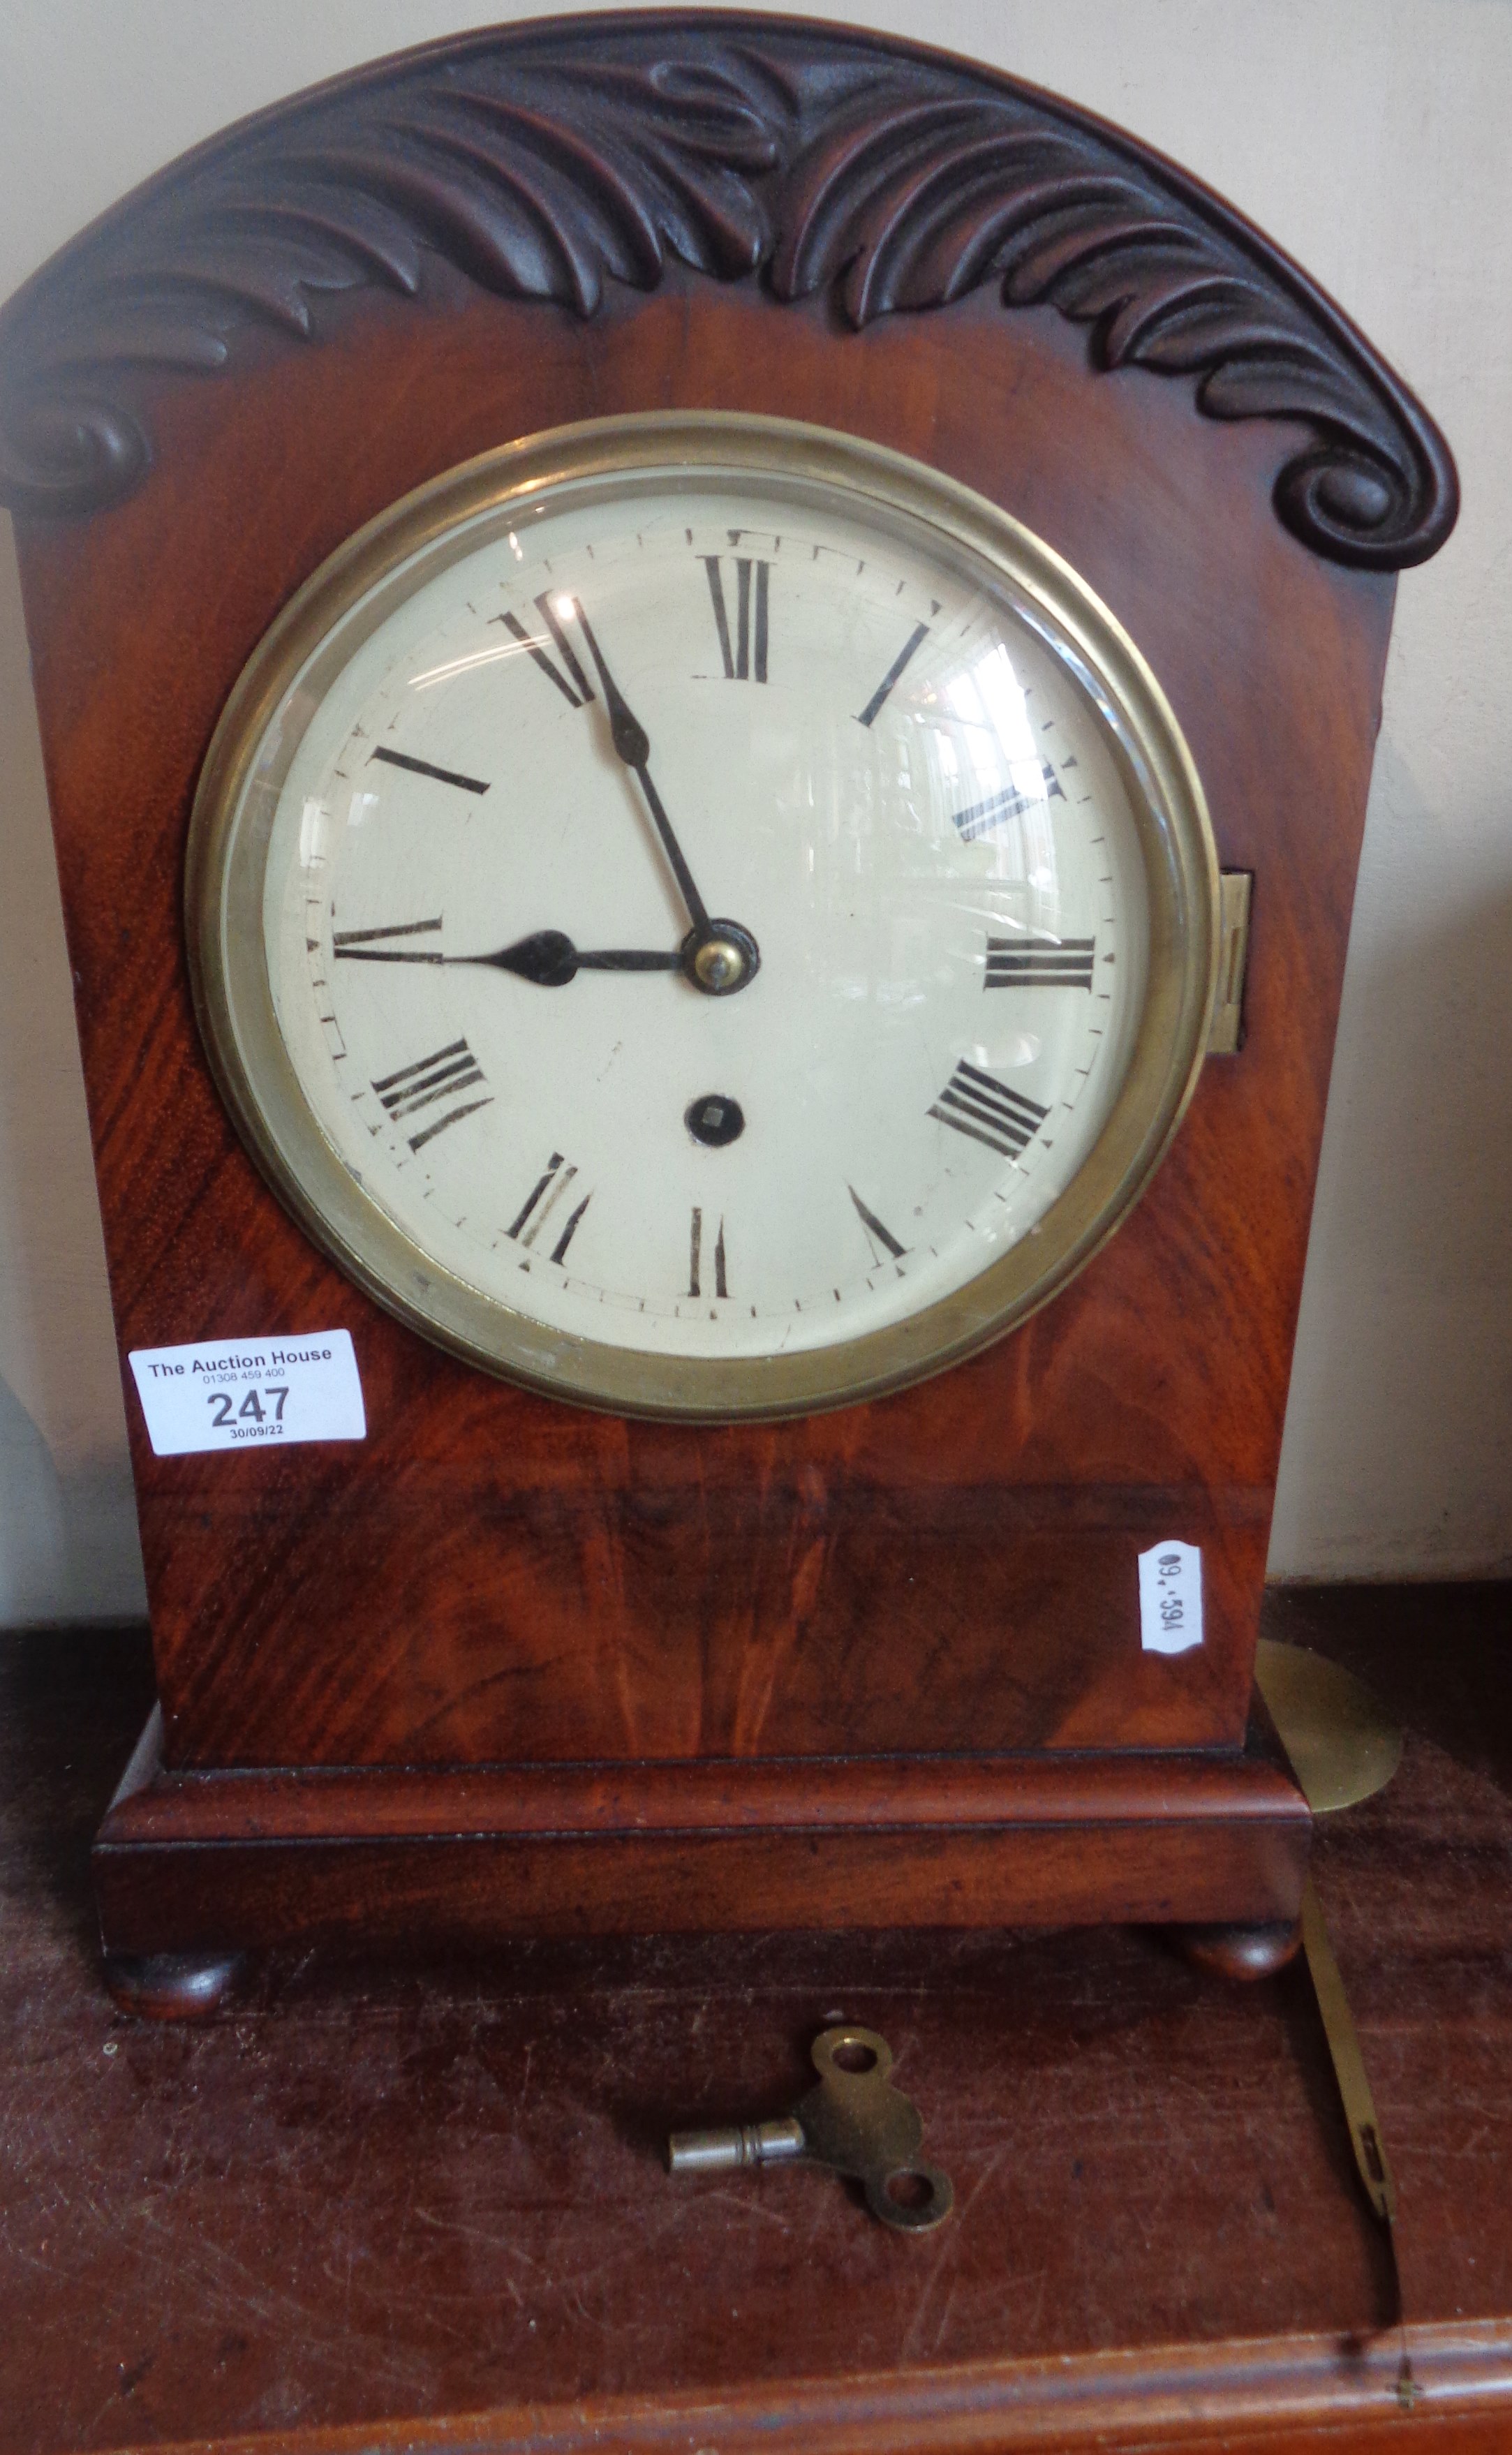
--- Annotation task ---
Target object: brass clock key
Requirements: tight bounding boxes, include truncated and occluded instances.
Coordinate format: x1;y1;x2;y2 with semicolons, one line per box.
668;2026;954;2234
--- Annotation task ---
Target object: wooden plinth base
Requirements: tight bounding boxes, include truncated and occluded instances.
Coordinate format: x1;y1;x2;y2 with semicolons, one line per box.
94;1709;1310;2003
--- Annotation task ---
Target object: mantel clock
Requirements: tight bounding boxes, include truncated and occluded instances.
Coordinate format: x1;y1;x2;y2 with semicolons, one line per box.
0;12;1455;2012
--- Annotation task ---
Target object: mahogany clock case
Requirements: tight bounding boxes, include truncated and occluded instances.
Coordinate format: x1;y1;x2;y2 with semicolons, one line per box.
0;13;1455;1985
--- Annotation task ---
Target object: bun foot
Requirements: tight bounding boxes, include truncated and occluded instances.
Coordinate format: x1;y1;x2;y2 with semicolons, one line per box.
102;1949;246;2019
1173;1918;1304;1981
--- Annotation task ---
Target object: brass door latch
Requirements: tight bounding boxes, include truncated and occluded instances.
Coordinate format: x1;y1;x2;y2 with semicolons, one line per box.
1207;871;1253;1055
1202;869;1252;1051
668;2024;953;2232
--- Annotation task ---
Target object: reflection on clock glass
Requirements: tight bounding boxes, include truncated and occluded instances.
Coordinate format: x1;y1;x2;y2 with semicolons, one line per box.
259;463;1151;1362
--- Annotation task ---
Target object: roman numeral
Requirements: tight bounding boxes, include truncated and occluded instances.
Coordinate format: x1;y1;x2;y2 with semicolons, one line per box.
986;935;1096;990
369;746;490;795
494;595;598;710
848;1185;906;1263
333;917;443;964
688;1208;729;1299
953;783;1037;843
856;621;929;727
507;1150;591;1265
702;556;769;682
952;764;1067;841
371;1039;492;1150
929;1061;1048;1159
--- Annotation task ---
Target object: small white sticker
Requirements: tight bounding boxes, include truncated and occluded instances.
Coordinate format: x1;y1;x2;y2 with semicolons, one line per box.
127;1332;366;1458
1139;1539;1203;1655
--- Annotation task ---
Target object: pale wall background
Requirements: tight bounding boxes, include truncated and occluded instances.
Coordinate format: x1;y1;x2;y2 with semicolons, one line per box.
0;0;1507;1620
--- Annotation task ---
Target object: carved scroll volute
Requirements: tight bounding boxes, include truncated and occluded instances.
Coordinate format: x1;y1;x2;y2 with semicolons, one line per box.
0;17;1456;568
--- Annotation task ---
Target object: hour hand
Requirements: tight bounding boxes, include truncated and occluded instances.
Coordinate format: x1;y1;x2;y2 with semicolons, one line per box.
457;930;681;986
332;924;757;995
483;924;760;997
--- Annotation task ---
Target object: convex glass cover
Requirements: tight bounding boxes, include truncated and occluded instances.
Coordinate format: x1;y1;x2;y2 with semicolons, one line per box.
190;415;1218;1417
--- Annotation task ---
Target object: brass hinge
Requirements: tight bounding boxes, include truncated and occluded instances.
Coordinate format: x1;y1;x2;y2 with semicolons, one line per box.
1206;871;1252;1055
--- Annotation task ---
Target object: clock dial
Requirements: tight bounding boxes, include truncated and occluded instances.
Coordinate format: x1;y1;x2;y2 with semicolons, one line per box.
192;417;1218;1416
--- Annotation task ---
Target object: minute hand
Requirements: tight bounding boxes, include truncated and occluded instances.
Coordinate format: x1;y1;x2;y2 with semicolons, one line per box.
571;600;711;933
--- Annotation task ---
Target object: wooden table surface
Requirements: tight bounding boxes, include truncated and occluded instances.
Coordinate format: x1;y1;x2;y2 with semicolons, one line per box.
4;1583;1512;2455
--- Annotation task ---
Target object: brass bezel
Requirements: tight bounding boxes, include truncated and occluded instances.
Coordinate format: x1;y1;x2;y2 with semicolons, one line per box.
187;412;1220;1422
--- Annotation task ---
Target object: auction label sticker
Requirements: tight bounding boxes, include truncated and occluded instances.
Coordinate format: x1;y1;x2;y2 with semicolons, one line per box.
128;1332;366;1457
1138;1539;1204;1655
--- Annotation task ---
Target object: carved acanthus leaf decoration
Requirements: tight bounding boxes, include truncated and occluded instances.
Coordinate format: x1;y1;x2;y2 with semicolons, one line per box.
0;18;1456;567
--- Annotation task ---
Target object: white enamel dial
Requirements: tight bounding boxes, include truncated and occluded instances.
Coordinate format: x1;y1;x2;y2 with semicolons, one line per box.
195;418;1217;1417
